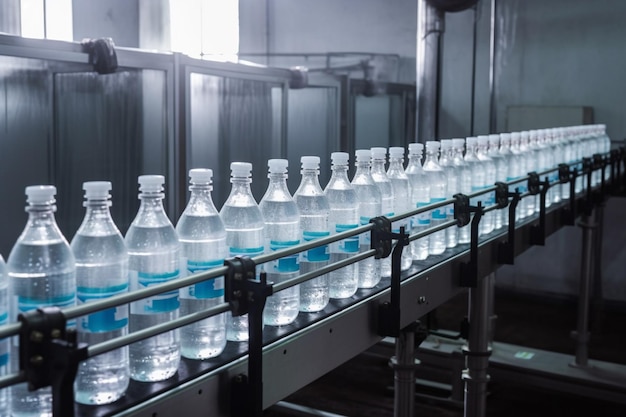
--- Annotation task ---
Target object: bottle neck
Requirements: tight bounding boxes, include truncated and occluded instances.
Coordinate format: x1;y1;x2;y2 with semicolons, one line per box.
354;160;371;176
188;185;218;213
424;149;439;165
299;169;323;191
370;159;386;174
26;204;57;225
266;173;291;196
407;153;423;168
388;157;404;172
229;177;253;196
329;164;350;183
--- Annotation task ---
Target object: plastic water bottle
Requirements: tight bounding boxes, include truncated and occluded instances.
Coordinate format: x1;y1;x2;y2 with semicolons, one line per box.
176;169;228;359
72;181;129;404
220;162;264;341
548;129;563;205
370;147;394;277
509;132;527;221
324;152;359;299
260;159;300;326
0;255;8;415
126;175;180;382
488;134;505;230
351;149;382;288
529;130;544;213
476;136;496;235
438;140;458;248
387;147;413;271
519;131;536;217
294;156;330;312
405;143;430;260
452;139;472;244
599;124;612;180
7;185;76;416
498;133;513;226
422;141;447;255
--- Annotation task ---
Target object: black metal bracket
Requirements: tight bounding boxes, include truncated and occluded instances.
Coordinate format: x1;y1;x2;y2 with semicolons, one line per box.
370;216;393;259
497;188;521;265
377;226;410;337
494;182;509;209
225;257;273;417
593;153;608;205
454;194;484;288
81;38;118;74
610;149;620;195
530;177;550;246
527;172;540;195
583;157;594;216
18;307;88;417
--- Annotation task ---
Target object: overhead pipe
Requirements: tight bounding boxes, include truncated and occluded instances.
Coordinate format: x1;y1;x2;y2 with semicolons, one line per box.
416;0;445;143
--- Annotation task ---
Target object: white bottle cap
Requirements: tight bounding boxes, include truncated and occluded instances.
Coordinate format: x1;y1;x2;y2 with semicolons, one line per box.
408;143;424;153
466;137;478;146
500;133;511;143
511;132;520;141
389;147;404;157
301;156;320;169
355;149;371;161
440;139;453;149
231;162;252;177
331;152;349;165
425;140;440;150
488;134;500;145
83;181;112;200
189;168;213;184
452;138;465;147
520;131;529;140
138;175;165;193
477;136;489;146
370;147;387;160
26;185;56;204
268;158;288;174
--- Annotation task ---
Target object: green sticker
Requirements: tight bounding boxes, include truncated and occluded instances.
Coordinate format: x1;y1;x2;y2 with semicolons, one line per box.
514;351;535;360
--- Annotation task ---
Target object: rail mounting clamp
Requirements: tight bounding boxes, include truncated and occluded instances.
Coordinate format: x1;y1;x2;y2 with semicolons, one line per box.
558;164;571;184
497;189;521;265
494;182;510;209
459;200;484;288
454;193;471;227
225;256;273;317
528;172;540;195
370;216;393;259
18;307;88;417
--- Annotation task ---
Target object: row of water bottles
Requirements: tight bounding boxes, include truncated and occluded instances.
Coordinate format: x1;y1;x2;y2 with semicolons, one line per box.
0;123;611;416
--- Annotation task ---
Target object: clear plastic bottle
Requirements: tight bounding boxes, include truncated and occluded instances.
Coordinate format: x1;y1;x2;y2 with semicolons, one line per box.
509;132;527;221
438;140;458;248
324;152;359;299
529;130;544;213
351;149;382;288
549;128;563;205
220;162;265;341
405;143;430;260
176;169;228;359
387;147;413;271
0;255;8;415
294;156;330;312
488;134;506;229
370;147;394;277
72;181;129;404
498;133;513;227
476;136;496;235
260;159;301;326
125;175;180;382
519;131;536;217
422;141;447;255
7;185;76;416
452;139;472;244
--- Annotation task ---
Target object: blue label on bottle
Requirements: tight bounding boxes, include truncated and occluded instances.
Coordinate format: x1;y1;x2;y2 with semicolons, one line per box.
416;202;430;225
430;197;446;220
186;259;225;299
0;311;7;367
385;212;395;218
336;224;359;253
303;231;330;262
78;283;129;333
229;246;264;257
18;293;75;313
135;270;180;313
270;240;300;272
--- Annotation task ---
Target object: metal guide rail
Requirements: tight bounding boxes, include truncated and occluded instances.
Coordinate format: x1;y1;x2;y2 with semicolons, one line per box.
0;150;625;417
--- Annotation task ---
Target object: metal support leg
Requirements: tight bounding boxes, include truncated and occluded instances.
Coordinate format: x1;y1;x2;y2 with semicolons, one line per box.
486;273;497;348
463;275;491;417
591;202;605;333
571;213;596;368
390;324;419;417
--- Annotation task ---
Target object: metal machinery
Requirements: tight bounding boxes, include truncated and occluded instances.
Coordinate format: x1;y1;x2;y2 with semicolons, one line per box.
1;34;626;417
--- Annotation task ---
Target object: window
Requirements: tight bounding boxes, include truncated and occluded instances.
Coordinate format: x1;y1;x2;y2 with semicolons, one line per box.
20;0;73;41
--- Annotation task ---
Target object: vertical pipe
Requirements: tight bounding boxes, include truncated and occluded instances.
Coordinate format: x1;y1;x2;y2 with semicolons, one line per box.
464;276;491;417
416;0;444;142
573;214;596;367
488;0;497;134
393;329;416;417
591;203;605;332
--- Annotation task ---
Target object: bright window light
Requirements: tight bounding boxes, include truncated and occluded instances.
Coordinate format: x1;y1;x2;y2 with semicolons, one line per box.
20;0;73;41
170;0;239;61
